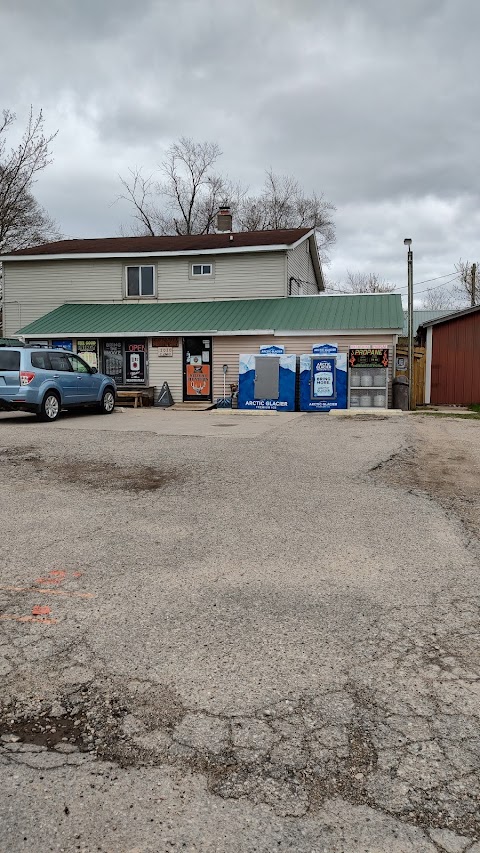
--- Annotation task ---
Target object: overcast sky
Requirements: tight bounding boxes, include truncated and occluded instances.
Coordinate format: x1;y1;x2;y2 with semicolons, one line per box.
2;0;479;304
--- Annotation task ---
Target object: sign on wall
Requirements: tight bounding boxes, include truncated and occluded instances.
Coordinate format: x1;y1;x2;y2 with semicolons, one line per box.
152;337;179;348
349;348;389;368
157;347;173;357
312;343;338;355
259;344;285;355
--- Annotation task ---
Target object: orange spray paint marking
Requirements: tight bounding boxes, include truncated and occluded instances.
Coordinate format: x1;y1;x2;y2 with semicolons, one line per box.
48;570;66;579
31;605;51;616
72;572;83;578
34;577;63;586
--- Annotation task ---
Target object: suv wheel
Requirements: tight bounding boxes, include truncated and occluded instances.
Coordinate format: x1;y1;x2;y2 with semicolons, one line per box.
37;391;61;422
99;387;115;414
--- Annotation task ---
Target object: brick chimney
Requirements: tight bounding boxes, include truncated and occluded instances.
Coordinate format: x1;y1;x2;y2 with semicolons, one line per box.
216;202;232;232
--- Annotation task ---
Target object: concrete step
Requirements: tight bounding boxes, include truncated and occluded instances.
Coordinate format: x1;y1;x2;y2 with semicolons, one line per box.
170;402;213;412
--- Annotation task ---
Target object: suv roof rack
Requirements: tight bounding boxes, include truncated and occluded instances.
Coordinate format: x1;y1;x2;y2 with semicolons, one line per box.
0;338;25;347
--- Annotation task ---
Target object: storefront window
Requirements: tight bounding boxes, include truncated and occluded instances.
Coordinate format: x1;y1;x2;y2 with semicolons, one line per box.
125;339;146;384
102;339;147;386
103;341;124;384
77;339;98;369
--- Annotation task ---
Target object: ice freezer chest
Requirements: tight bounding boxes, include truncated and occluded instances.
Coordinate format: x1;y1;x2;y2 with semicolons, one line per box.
299;347;347;412
237;347;296;411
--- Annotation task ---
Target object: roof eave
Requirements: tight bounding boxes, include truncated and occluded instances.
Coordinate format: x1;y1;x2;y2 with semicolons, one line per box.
419;303;480;328
1;244;293;262
309;234;325;291
19;326;403;338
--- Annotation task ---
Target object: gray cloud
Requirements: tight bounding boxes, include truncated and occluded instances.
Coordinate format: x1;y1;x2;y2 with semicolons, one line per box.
1;0;479;301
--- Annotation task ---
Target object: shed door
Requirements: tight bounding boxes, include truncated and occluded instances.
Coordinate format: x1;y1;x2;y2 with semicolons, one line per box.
254;356;279;400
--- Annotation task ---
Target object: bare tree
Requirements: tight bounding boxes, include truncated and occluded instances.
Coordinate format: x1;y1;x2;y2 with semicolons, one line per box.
119;147;336;259
237;170;335;260
328;271;395;294
0;107;59;334
453;259;479;306
421;287;457;310
0;108;59;253
119;138;233;236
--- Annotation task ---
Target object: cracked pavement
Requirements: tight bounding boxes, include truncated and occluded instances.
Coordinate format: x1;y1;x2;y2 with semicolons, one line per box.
0;410;479;852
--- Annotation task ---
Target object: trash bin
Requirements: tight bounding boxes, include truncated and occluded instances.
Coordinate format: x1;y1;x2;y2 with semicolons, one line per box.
392;375;409;411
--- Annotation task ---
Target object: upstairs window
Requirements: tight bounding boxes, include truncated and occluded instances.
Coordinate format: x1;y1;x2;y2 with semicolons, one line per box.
192;263;212;277
126;265;155;297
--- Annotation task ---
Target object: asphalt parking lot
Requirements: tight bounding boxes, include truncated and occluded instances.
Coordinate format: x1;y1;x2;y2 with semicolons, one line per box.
0;409;479;853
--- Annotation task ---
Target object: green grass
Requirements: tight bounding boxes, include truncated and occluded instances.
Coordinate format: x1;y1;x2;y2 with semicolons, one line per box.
412;410;480;420
468;403;480;413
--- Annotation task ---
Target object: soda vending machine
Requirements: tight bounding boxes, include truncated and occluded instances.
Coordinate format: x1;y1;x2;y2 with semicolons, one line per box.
299;343;347;412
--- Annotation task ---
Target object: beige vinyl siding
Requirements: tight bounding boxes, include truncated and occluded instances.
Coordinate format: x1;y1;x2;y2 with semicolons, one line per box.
287;240;319;295
147;341;183;402
3;250;288;336
212;334;395;405
156;251;287;302
3;259;123;337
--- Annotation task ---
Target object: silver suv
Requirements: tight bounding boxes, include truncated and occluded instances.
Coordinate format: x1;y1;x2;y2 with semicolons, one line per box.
0;344;116;421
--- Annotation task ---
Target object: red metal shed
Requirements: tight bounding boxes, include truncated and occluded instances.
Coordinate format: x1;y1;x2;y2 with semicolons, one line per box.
420;306;480;405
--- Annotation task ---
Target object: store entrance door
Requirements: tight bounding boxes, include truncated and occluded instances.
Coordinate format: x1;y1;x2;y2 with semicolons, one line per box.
183;337;212;401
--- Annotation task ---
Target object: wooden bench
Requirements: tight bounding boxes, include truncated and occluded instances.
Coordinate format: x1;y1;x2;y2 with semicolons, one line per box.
116;390;144;409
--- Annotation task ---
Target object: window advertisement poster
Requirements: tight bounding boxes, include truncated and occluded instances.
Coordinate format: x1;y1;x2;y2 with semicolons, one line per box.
299;353;347;411
52;339;73;351
125;339;146;384
103;341;124;384
186;364;211;396
77;339;98;369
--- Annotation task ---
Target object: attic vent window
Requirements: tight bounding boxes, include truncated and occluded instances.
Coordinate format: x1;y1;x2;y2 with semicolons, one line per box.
192;264;212;276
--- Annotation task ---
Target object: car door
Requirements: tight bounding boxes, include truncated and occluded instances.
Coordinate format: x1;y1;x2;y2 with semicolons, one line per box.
48;351;77;403
67;353;101;402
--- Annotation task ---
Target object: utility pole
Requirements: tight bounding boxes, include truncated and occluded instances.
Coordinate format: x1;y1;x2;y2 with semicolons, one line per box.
404;239;414;409
471;262;476;307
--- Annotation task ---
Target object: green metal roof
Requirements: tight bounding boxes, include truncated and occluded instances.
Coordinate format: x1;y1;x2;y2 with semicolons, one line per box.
17;295;404;337
402;310;452;336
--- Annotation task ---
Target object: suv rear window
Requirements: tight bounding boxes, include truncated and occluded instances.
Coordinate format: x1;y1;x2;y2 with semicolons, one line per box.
31;351;52;369
0;351;20;371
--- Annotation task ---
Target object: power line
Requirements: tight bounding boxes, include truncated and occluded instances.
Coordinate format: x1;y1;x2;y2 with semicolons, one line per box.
413;274;460;296
394;271;459;291
329;270;460;296
390;273;460;295
328;274;460;297
415;271;460;286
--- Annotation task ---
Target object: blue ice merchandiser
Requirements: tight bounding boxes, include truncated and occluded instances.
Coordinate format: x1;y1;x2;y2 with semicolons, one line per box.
238;345;296;411
299;344;347;412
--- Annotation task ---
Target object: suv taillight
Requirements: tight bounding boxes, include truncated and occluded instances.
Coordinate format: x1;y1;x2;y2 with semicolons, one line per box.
20;371;35;385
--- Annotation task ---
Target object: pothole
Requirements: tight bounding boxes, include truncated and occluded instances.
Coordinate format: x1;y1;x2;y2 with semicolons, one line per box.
0;448;183;492
1;713;87;750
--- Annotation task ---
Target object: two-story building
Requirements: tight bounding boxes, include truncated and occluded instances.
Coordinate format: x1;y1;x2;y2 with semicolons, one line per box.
1;219;403;406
